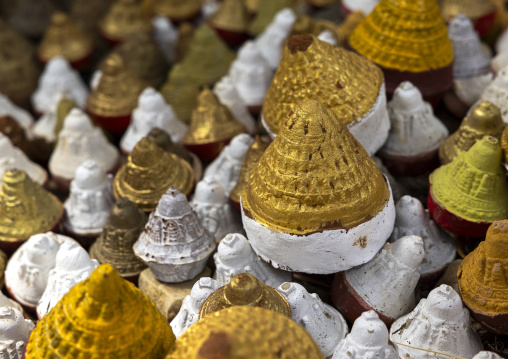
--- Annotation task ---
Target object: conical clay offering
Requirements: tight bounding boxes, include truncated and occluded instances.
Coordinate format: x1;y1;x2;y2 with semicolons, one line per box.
209;0;250;46
32;92;76;144
153;0;202;23
242;100;395;274
479;65;508;124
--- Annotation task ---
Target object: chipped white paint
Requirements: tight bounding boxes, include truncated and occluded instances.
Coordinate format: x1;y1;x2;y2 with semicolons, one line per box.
0;93;34;135
0;307;34;359
214;233;291;287
152;16;179;63
390;285;483;359
278;282;348;357
341;0;380;15
170;277;219;338
479;65;508;123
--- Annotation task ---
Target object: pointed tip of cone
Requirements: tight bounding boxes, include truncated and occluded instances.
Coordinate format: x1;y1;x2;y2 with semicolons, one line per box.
87;264;123;302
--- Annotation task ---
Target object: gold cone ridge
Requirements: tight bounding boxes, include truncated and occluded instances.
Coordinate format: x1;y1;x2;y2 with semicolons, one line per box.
243;100;391;235
349;0;454;72
25;264;174;358
99;0;151;42
437;0;496;22
439;101;505;165
182;88;247;145
248;0;294;36
199;273;291;319
0;170;63;242
263;34;383;135
210;0;250;32
113;138;195;212
154;0;201;21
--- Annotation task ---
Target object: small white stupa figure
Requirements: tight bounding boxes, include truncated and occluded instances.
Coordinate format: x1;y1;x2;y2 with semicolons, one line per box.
63;160;115;238
213;233;291;287
255;8;297;70
31;57;88;114
390;284;484;359
203;133;254;195
0;307;35;359
134;187;216;283
0;290;23;314
48;108;119;186
152;16;179;63
332;310;397;359
0;133;47;185
278;282;348;357
170;277;219;338
479;65;508;123
37;241;98;318
120;87;188;154
0;93;34;134
213;75;256;134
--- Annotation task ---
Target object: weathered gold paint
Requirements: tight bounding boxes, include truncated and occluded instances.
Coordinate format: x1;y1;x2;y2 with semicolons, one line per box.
210;0;250;32
113;138;195;212
0;170;63;242
55;96;77;138
99;0;151;42
166;306;324;359
182;88;247;145
199;273;291;318
248;0;293;36
349;0;454;72
291;16;339;43
243;100;390;235
147;128;193;164
458;219;508;314
439;101;505;165
437;0;496;22
263;34;383;135
431;136;508;223
25;264;174;358
153;0;201;21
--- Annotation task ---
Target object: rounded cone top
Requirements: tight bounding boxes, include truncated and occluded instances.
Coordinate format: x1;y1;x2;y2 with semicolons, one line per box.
62;108;93;132
422;285;464;322
395;196;426;228
138;87;165;112
103;53;125;76
210;0;250;32
45;56;71;75
194;177;226;204
467;102;503;132
130;137;165;168
217;233;253;267
349;0;453;72
0;307;32;342
243;99;390;235
448;13;474;38
465;136;502;172
390;235;425;267
74;160;107;190
437;0;496;22
263;34;383;134
390;82;424;112
55;241;94;272
146;128;193;163
350;311;389;347
87;264;122;302
108;197;147;229
156;187;192;218
226;273;263;305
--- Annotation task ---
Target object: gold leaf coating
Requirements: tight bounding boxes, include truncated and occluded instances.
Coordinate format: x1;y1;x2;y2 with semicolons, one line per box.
439;101;505;165
25;264;174;359
243;100;390;235
458;220;508;315
0;250;5;286
87;54;147;118
291;16;338;40
166;306;324;359
153;0;202;21
55;96;77;139
248;0;294;36
349;0;454;72
147;128;194;164
263;34;383;135
113;138;195;212
199;273;291;319
37;11;93;63
210;0;250;32
99;0;151;42
90;198;148;278
230;136;270;204
0;170;63;242
437;0;496;22
182;88;247;145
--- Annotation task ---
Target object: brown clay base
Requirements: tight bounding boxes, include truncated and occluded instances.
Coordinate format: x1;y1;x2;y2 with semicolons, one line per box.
379;149;440;177
331;271;393;327
183;139;232;162
418;266;447;289
87;110;132;136
469;309;508;336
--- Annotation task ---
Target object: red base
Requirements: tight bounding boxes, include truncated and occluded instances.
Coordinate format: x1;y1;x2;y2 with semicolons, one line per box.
38;51;93;72
340;2;352;17
427;187;491;237
87;110;131;136
473;11;497;38
212;26;249;48
379;149;440;177
99;30;123;47
230;197;241;212
183;139;232;162
331;271;394;327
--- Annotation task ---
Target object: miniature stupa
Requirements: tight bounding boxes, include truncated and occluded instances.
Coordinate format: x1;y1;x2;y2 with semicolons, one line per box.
479;66;508;124
229;41;272;112
0;93;34;134
391;196;456;285
182;88;247;161
209;0;250;46
190;178;243;242
214;233;291;288
203;133;253;195
134;187;216;283
86;54;147;135
48;108;120;190
249;0;293;36
379;82;448;176
213;75;257;133
199;273;291;318
429;136;508;237
0;133;47;185
25;264;174;359
4;232;74;309
36;241;98;318
0;115;48;164
153;0;202;23
63;160;114;243
145;128;196;169
390;285;483;359
458;219;508;335
37;12;93;70
113;138;195;212
331;311;397;359
437;0;496;36
0;170;63;254
349;0;454;103
279;282;348;357
262;34;389;155
31;57;88;114
0;289;23;317
439;101;505;165
90;198;148;281
32;92;75;144
332;235;424;325
0;307;34;359
242;100;394;274
167;306;323;359
121;88;188;154
98;0;151;45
